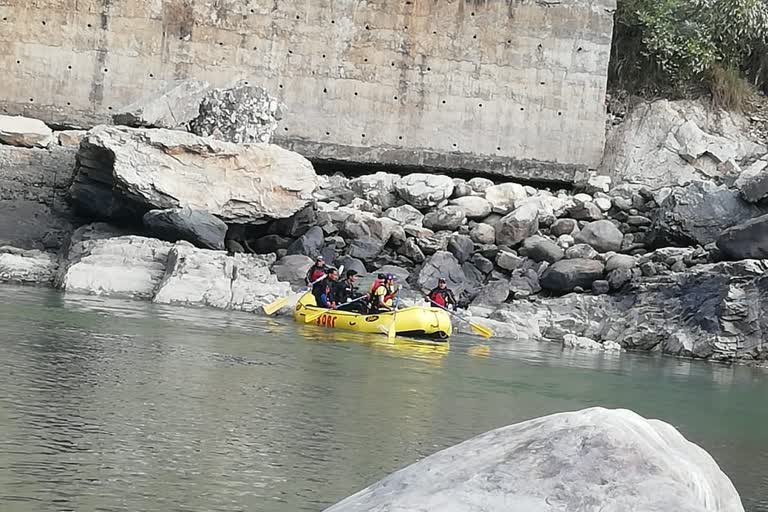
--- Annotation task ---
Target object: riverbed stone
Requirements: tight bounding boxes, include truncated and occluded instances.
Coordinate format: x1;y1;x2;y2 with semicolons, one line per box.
423;206;466;231
0;246;58;285
286;226;325;258
325;408;744;512
447;234;474;263
519;235;564;264
469;223;495;244
471;253;494;274
346;238;385;263
60;236;172;299
449;196;492;219
471;279;510;306
495;203;539;247
496;250;523;271
509;268;541;297
565;243;599;260
550;218;578;237
384;204;424;226
417;251;465;294
541;258;605;292
0;115;53;148
395;173;454;208
567;201;603;221
563;334;603;350
142;207;227;250
271;254;313;285
350;172;400;210
467;177;495;193
484;183;528;214
574;220;623;253
605;254;637;272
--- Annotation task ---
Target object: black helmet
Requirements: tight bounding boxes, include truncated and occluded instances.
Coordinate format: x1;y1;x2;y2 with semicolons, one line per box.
377;273;386;280
438;277;447;284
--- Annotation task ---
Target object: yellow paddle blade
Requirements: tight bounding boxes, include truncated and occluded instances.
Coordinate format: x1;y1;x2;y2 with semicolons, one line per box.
304;309;326;324
263;297;288;316
470;322;493;339
468;345;490;357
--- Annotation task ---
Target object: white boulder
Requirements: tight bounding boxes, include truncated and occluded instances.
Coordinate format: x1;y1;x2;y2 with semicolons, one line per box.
0;115;54;148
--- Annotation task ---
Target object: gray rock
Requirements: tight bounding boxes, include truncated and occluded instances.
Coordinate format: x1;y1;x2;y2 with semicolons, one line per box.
557;234;575;249
550;218;578;236
471;280;509;306
461;262;485;298
0;200;74;252
384;204;424;226
417;251;465;294
467;177;495;193
0;115;53;148
350;172;400;210
495;203;539;247
423;206;466;231
592;280;610;295
268;204;317;237
449;196;492;219
447;234;474;263
0;246;58;285
717;213;768;260
398;238;426;263
326;408;744;512
334;256;367;278
563;334;603;350
112;79;211;130
607;268;638;290
651;180;762;247
346;238;385;262
605;254;636;272
734;159;768;203
565;243;599;260
286;226;324;257
451;178;473;198
519;235;564;264
471;253;494;274
252;234;292;253
469;223;496;244
627;215;652;227
496;250;523;271
395;173;454;208
142;207;227;250
567;201;603;221
69;126;317;223
484;183;527;214
189;82;284;143
575;220;623;253
509;268;541;296
541;258;605;292
612;196;633;211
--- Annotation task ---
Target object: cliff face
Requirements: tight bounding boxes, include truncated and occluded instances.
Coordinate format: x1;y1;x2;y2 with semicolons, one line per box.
0;0;616;182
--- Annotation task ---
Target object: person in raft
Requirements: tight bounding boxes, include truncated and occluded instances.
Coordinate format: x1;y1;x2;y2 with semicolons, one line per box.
334;270;369;313
369;273;386;295
427;277;458;311
305;255;327;285
313;267;339;308
370;273;398;313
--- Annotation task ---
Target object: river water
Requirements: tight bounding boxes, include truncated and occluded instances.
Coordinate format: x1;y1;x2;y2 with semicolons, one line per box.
0;285;766;512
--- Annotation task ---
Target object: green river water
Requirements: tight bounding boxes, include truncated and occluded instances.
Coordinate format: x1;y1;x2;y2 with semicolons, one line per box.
0;285;766;511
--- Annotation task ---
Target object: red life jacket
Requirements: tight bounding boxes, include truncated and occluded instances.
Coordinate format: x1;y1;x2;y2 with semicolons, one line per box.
429;289;447;307
309;267;326;283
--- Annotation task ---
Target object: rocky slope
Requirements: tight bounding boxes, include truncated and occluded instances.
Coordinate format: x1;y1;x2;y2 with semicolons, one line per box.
0;87;767;364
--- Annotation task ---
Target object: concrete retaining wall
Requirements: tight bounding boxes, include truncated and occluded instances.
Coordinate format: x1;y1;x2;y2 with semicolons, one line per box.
0;0;616;182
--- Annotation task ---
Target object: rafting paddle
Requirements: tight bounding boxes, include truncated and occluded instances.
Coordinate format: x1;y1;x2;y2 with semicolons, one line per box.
427;297;494;338
387;288;400;340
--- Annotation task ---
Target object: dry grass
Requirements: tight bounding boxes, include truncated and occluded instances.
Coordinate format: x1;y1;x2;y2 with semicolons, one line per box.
707;65;755;112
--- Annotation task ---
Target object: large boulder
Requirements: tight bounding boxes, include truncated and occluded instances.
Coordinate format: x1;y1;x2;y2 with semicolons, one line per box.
286;226;325;258
541;258;605;292
142;207;227;250
484;182;527;214
495;203;539;247
153;245;290;311
717;213;768;260
509;268;542;297
575;220;623;253
0;200;74;252
395;173;454;208
59;236;173;299
271;254;313;285
449;196;492;219
734;158;768;203
417;251;465;294
0;246;58;285
471;279;510;306
447;234;474;263
268;204;317;238
384;204;424;226
0;115;53;148
600;98;766;189
326;408;744;512
519;235;564;263
423;206;466;231
69;126;318;223
651;180;762;247
334;256;368;277
349;172;400;210
188;82;284;144
112;79;211;130
346;238;385;262
469;223;495;244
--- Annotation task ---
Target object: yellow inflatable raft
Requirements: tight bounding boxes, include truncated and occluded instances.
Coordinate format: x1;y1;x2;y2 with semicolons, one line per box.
294;293;453;339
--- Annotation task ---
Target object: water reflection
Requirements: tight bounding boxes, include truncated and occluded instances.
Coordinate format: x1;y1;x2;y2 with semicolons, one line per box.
0;285;767;512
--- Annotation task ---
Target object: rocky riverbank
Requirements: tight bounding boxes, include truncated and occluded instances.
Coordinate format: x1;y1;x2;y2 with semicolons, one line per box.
0;81;766;363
